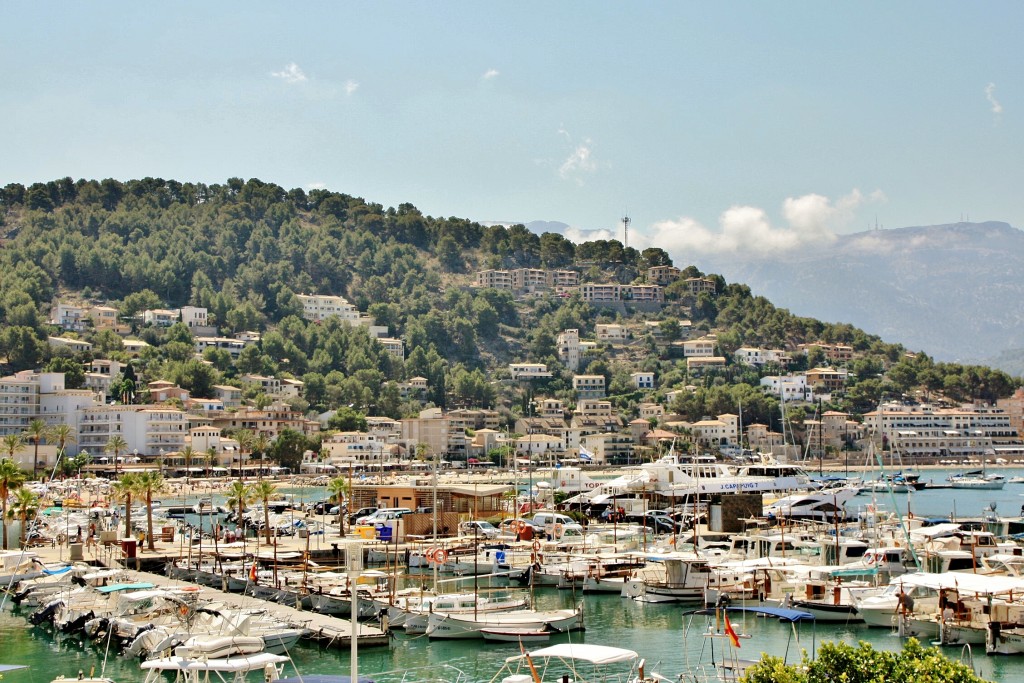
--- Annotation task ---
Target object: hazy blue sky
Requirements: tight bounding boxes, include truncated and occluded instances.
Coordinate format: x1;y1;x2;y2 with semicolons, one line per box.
3;2;1020;257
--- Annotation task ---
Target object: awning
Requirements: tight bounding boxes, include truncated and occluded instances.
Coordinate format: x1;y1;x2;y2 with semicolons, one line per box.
690;605;815;622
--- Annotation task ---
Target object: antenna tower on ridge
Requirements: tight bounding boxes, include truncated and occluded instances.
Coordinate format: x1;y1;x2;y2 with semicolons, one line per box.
622;215;630;250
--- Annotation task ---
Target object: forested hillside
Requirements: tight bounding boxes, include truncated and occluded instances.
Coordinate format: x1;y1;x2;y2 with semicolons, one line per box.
0;177;1018;435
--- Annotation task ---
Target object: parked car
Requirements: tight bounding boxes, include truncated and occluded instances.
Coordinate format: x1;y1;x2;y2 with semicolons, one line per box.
459;520;501;539
348;506;379;524
308;500;335;515
356;507;411;525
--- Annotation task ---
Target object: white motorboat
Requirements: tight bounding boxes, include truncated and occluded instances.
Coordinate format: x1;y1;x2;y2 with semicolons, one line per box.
426;604;584;640
489;643;657;683
141;652;291;683
622;552;712;603
763;487;859;522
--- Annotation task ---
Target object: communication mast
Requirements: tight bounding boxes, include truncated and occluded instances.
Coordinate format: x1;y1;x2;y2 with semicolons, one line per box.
622;215;630;250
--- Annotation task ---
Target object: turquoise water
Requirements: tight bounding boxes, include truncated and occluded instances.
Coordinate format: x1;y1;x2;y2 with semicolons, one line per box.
5;470;1024;682
2;587;1020;682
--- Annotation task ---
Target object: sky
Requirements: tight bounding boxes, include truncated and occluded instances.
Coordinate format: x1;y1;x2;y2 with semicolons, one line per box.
2;2;1021;260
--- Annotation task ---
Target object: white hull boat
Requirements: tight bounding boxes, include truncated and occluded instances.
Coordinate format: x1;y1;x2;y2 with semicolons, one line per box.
426;605;583;640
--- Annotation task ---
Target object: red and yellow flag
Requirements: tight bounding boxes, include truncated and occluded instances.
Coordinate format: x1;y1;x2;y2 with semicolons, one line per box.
724;613;740;648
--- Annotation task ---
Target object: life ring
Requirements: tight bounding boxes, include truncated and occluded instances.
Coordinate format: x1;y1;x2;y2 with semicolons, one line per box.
532;540;542;552
553;523;564;538
865;554;876;565
561;481;567;487
510;520;523;533
424;547;436;563
434;549;448;564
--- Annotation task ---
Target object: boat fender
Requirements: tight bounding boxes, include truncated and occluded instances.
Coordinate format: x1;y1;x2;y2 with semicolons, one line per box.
435;549;448;564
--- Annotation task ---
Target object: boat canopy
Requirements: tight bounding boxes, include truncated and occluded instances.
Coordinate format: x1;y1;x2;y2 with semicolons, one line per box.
96;582;155;593
506;644;639;665
141;653;290;673
691;606;815;623
895;572;1024;596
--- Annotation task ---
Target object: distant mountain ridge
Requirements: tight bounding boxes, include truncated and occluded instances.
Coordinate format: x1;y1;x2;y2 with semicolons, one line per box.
698;221;1024;369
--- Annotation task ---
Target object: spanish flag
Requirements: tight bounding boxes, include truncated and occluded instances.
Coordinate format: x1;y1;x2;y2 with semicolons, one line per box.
249;562;258;585
724;613;740;648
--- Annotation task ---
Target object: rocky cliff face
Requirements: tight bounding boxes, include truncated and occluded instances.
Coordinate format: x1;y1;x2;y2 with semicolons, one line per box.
700;222;1024;368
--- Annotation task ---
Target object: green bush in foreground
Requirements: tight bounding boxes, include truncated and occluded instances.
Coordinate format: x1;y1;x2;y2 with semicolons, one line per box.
741;639;989;683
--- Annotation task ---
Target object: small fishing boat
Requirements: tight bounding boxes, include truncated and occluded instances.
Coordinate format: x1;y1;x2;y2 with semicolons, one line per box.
480;627;551;644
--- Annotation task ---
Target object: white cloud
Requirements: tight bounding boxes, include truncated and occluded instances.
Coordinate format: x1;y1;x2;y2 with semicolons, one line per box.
647;189;884;258
307;182;327;191
271;62;308;84
482;68;500;80
985;82;1003;115
563;226;618;245
555;128;605;186
344;79;360;95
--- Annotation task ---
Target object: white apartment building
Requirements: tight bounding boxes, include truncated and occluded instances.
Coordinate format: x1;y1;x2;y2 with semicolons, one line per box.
323;432;391;466
378;337;405;360
573;375;606;399
51;303;88;332
760;375;809;402
734;347;790;367
296;293;362;323
475;269;513;290
682;337;717;357
48;336;93;353
195;336;248;358
180;306;210;330
143;309;178;326
557;329;582;371
213;385;243;409
595;324;629;344
78;404;187;458
631;372;655;390
862;402;1019;460
509;363;553;380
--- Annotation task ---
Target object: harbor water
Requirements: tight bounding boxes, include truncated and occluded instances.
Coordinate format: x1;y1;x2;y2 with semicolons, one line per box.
5;468;1024;682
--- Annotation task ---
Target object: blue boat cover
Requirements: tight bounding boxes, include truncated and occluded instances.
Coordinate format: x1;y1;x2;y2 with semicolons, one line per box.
96;582;155;593
43;566;73;576
690;606;815;622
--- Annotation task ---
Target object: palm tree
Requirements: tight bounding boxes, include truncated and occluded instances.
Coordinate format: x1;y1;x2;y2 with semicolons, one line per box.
251;433;271;481
2;434;24;468
134;471;165;551
327;476;350;537
6;487;39;547
234;429;255;482
250;480;277;544
49;423;76;481
24;419;47;480
205;447;217;478
111;473;140;539
180;446;196;484
106;435;129;476
0;459;27;550
225;480;254;535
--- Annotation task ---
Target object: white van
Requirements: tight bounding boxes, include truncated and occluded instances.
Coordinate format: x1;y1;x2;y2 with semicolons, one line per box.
531;512;574;529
